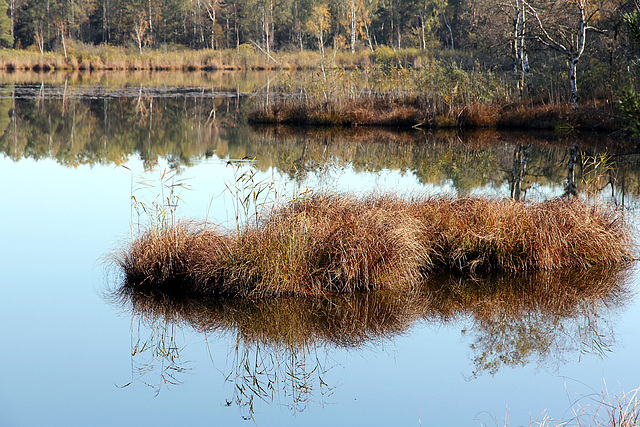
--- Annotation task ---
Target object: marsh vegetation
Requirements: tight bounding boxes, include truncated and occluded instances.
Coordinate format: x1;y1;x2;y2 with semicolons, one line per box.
3;0;640;132
3;73;639;425
248;65;625;130
115;192;633;298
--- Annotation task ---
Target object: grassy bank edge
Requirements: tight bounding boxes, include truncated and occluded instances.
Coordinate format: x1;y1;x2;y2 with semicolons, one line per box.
248;98;625;131
0;46;398;72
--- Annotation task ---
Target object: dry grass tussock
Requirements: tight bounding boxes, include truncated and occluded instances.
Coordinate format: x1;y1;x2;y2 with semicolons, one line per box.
116;194;634;298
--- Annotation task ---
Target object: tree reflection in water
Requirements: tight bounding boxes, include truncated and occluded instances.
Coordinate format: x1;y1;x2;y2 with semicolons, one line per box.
3;81;640;203
112;265;632;418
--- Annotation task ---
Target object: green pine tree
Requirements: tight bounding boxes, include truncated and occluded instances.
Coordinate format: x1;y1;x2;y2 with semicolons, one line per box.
0;0;13;48
625;11;640;46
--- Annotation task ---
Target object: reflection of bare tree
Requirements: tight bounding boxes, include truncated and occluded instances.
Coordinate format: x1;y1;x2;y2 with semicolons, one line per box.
566;143;579;196
559;144;635;205
510;144;530;200
111;265;631;417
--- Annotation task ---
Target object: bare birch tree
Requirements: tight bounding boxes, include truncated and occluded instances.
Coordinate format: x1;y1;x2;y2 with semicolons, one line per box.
204;0;219;48
132;12;148;53
525;0;605;107
307;4;331;84
513;0;531;99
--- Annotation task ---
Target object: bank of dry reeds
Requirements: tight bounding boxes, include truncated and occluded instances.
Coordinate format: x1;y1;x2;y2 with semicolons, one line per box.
248;62;624;130
250;96;623;131
0;46;407;72
116;194;633;298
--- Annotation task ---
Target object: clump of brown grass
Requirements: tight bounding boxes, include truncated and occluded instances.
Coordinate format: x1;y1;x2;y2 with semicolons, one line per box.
249;96;424;127
117;221;234;295
455;103;502;127
250;96;626;130
115;194;634;298
235;194;427;294
496;103;572;129
411;196;633;273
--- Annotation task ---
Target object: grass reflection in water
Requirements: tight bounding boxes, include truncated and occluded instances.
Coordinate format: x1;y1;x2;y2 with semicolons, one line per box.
112;265;632;418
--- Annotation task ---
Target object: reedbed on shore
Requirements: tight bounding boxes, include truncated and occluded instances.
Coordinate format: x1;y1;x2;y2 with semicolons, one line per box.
115;194;634;298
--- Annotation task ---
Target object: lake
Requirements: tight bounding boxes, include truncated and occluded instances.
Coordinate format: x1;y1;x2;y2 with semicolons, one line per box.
1;72;640;426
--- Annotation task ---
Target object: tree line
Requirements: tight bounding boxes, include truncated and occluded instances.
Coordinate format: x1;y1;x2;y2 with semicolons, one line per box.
0;0;633;58
0;1;638;106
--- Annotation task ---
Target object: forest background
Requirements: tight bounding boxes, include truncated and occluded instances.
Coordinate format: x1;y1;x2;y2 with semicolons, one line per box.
1;0;640;124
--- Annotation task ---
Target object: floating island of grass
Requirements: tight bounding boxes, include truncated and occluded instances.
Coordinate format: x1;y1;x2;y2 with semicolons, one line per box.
115;194;634;299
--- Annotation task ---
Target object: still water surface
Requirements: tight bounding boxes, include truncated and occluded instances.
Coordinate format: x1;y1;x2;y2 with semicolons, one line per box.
1;73;640;426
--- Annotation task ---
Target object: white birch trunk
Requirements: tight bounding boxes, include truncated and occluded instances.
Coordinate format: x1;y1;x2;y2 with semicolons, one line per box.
526;0;592;108
569;56;579;107
350;0;356;52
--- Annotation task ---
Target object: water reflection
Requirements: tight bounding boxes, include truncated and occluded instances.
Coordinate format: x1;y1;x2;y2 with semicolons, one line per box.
113;266;632;418
0;70;275;92
2;80;639;201
433;269;631;377
247;126;640;204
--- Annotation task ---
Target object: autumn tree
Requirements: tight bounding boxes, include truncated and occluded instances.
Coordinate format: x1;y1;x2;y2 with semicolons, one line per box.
307;4;331;83
307;4;331;57
341;0;371;52
0;0;13;47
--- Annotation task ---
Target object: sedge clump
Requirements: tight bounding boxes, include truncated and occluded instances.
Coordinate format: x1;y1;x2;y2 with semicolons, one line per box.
115;194;634;298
